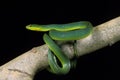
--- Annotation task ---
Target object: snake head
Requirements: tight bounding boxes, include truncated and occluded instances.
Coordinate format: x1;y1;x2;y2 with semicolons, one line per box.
26;24;49;31
26;24;41;31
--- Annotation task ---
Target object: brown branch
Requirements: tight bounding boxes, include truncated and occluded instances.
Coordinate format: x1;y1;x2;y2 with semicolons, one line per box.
0;16;120;80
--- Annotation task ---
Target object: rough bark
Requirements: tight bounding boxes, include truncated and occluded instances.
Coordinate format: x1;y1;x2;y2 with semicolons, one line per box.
0;16;120;80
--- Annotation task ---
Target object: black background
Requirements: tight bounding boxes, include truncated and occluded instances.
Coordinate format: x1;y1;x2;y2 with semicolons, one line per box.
0;0;120;80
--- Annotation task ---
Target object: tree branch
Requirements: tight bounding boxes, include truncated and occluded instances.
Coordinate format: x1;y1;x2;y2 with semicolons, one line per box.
0;16;120;80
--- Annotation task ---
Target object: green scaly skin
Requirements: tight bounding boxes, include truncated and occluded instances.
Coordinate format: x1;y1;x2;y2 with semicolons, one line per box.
26;21;93;75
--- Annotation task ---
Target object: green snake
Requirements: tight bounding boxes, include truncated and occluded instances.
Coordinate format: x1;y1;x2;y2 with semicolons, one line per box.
26;21;93;75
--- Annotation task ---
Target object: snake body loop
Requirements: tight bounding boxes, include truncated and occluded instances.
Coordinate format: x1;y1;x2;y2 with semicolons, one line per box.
26;21;93;75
